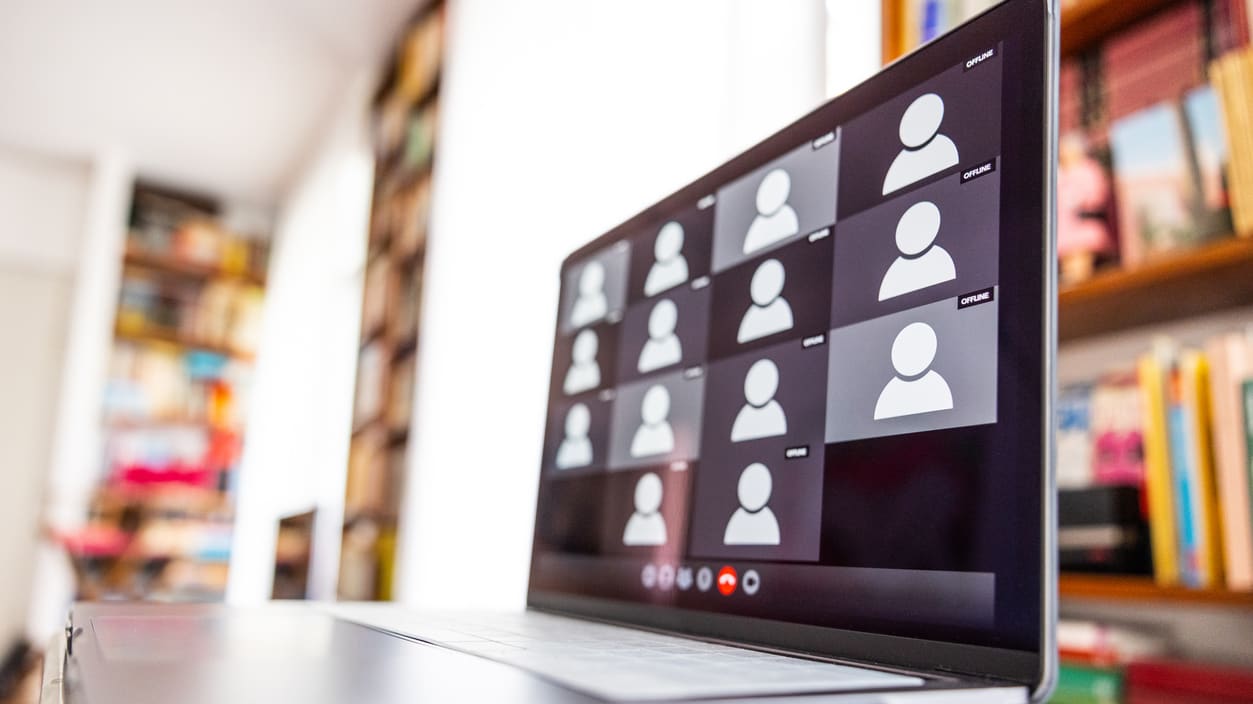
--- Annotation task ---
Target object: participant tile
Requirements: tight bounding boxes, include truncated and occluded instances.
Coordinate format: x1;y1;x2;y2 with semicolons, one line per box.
542;393;614;475
626;202;714;303
711;135;840;273
826;293;998;443
706;235;834;362
838;45;1002;217
558;241;630;335
607;370;706;471
831;167;1000;328
615;284;711;385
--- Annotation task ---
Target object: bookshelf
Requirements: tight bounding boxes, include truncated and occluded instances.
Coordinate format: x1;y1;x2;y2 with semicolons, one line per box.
337;0;444;601
1059;234;1253;341
61;182;270;602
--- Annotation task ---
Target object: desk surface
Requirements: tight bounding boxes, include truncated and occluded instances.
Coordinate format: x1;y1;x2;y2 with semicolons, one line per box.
51;603;1028;704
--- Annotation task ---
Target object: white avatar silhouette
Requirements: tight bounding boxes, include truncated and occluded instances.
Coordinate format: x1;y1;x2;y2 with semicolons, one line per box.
570;261;609;327
874;322;954;420
882;93;960;195
731;359;788;442
743;169;801;255
630;385;676;458
723;463;781;546
638;299;683;373
555;403;593;469
737;259;794;343
623;472;667;546
644;222;690;296
563;329;600;395
879;201;957;301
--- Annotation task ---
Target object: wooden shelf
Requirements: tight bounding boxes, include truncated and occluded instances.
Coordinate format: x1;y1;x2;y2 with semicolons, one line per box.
1059;0;1183;58
114;324;256;361
1058;236;1253;342
124;245;266;287
882;0;1185;63
1060;574;1253;608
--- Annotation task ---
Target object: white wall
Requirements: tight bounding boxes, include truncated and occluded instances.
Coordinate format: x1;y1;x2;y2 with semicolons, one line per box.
397;0;841;610
0;144;91;644
227;71;375;604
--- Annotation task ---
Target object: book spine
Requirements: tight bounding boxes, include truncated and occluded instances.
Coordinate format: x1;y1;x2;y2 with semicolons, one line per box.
1181;352;1222;587
1168;383;1200;586
1055;662;1124;704
1138;354;1181;584
1244;380;1253;561
1239;50;1253;235
1211;58;1248;236
1208;335;1253;590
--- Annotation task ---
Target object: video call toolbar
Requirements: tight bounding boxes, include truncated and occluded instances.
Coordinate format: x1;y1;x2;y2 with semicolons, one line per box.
543;47;1005;568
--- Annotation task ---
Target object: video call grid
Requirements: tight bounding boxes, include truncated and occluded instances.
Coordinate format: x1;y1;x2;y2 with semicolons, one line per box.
544;50;1006;562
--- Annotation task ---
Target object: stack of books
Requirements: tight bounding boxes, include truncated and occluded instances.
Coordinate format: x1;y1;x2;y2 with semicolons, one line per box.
1059;329;1253;590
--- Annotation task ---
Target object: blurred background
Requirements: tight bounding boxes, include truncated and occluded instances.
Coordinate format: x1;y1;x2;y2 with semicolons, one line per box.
1;1;1252;702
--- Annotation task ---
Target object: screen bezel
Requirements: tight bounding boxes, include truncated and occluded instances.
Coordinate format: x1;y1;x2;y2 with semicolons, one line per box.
527;0;1057;692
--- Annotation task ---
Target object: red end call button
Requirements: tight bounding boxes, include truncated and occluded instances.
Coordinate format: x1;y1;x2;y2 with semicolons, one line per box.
716;566;737;595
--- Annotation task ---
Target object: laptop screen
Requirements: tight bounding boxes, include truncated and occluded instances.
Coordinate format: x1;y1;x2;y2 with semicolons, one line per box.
530;0;1051;680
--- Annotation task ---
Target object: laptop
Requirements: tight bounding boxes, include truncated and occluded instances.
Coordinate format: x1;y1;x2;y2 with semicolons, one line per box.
57;1;1057;702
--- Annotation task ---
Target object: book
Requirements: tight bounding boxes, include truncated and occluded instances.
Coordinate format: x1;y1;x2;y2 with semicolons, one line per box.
1138;351;1181;585
1244;379;1253;557
1059;486;1153;574
1206;332;1253;590
1102;1;1206;122
1091;374;1146;486
1058;383;1094;488
1167;350;1217;586
1126;659;1253;701
1168;351;1222;588
1053;663;1123;704
1182;85;1236;237
1057;619;1168;666
1210;55;1251;235
1110;100;1231;265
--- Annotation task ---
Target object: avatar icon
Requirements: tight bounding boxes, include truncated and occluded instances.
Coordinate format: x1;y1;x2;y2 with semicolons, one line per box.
882;93;960;195
743;169;800;255
555;403;593;469
730;359;788;442
563;329;601;395
570;261;609;327
630;385;676;458
737;259;794;344
874;322;954;420
878;201;956;301
644;221;690;296
723;463;781;546
638;299;683;373
623;472;668;546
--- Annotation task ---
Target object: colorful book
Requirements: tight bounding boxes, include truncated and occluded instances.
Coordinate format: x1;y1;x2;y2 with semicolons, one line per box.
1244;379;1253;552
1206;332;1253;590
1052;663;1123;704
1168;352;1222;588
1058;383;1094;489
1210;55;1251;235
1137;352;1181;585
1091;375;1145;486
1109;103;1200;265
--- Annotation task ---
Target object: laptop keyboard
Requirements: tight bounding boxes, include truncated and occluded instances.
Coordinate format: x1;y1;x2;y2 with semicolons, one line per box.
325;605;923;701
